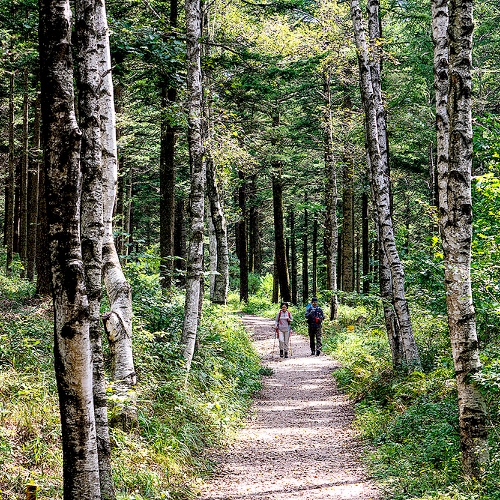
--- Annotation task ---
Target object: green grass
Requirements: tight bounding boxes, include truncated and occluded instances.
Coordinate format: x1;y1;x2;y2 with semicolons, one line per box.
0;263;262;499
321;298;500;500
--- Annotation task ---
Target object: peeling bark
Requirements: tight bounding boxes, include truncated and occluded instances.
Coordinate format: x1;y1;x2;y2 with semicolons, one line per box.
39;0;100;496
433;0;489;477
351;0;421;369
182;0;205;371
97;0;137;431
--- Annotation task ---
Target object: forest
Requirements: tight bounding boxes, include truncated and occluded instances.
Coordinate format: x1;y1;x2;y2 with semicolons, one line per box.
1;0;500;498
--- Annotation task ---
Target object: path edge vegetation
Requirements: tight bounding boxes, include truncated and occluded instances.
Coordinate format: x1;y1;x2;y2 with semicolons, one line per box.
243;294;500;500
0;263;262;500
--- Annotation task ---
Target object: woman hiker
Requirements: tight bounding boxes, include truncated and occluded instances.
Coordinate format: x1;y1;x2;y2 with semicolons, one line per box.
275;302;293;358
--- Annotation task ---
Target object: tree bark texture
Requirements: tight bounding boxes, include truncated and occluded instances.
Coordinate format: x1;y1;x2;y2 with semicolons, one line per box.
207;157;229;304
182;0;205;371
351;0;421;369
75;0;115;496
434;0;489;477
97;0;137;431
272;165;291;303
38;1;101;497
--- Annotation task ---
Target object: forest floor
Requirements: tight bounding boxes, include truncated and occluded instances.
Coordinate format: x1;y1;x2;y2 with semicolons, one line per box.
199;314;381;500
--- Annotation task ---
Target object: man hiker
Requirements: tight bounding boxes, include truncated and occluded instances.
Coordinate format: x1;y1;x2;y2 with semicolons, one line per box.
305;297;324;356
275;302;293;358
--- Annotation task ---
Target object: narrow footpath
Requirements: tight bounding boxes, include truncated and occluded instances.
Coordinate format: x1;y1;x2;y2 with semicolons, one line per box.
200;314;381;500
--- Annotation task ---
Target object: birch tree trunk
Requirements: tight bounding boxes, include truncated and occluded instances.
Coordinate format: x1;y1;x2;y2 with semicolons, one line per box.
351;0;421;369
207;156;229;304
39;1;100;497
97;0;137;430
182;0;205;371
75;0;115;496
433;0;489;477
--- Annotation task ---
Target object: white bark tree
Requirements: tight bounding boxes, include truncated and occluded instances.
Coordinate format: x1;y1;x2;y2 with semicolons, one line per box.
75;0;115;496
432;0;489;477
39;0;100;497
351;0;421;369
96;0;137;430
182;0;206;371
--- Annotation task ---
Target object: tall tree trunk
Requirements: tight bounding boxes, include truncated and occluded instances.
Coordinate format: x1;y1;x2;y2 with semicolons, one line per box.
36;164;52;295
324;72;339;319
75;0;115;496
182;0;205;371
312;218;318;297
362;190;370;293
272;253;279;303
6;68;15;275
174;198;186;283
341;160;355;292
272;163;291;303
351;0;421;369
14;161;21;254
20;68;29;277
290;210;298;305
248;174;262;273
97;0;137;431
302;202;309;304
39;0;101;497
433;0;488;477
27;95;40;282
238;170;248;302
160;0;178;289
207;157;229;304
159;79;177;289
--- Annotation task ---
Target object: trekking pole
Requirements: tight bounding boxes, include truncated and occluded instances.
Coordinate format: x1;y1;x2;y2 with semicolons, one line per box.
289;329;293;358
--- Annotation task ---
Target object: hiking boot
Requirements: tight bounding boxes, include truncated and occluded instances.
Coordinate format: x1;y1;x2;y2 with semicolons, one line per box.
280;349;284;357
311;351;315;356
284;352;288;358
316;350;321;356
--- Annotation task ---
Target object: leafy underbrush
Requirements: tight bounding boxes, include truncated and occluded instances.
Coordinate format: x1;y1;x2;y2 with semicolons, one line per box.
0;259;262;499
324;300;500;500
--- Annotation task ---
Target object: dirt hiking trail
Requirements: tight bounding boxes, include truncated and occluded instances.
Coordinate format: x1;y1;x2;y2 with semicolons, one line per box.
200;314;381;500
